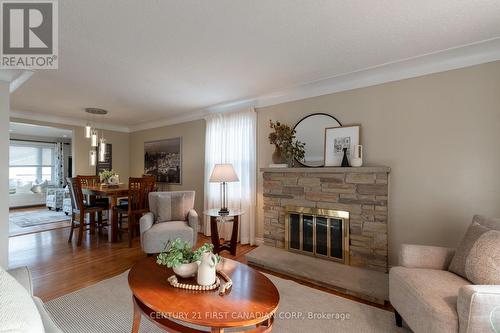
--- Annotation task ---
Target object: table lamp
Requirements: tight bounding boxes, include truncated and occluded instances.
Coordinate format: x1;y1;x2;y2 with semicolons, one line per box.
209;164;239;215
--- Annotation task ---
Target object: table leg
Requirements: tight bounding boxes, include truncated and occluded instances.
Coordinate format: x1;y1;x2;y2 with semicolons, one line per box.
210;216;220;254
108;196;119;243
230;215;239;256
131;297;141;333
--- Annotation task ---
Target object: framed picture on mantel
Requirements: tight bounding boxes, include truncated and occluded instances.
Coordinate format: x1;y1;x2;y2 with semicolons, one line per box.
324;126;360;166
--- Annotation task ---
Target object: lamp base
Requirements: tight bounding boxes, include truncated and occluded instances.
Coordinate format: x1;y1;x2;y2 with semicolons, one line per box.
218;208;229;216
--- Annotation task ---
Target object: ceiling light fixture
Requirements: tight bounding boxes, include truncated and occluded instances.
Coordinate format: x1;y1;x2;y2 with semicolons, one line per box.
84;108;109;167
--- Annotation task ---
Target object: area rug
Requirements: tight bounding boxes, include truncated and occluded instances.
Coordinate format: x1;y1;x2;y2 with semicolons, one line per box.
45;270;409;333
10;209;70;228
9;209;71;236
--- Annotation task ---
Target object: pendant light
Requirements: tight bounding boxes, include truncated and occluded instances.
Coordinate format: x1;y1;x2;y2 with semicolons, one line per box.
91;129;98;147
89;150;97;166
98;137;106;162
85;124;92;138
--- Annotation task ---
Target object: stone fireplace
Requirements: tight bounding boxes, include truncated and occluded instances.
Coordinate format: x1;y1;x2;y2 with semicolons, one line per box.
261;166;390;272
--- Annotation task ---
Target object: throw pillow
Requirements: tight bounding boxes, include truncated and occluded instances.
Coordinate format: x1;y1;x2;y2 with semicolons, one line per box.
465;230;500;285
157;193;186;222
448;223;490;279
0;267;44;333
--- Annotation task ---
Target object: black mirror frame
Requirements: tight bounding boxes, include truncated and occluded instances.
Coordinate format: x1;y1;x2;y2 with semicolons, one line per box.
293;113;342;168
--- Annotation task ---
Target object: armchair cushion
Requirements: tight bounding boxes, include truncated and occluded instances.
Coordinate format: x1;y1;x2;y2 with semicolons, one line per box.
464;230;500;285
149;191;195;222
141;221;194;254
449;223;490;278
457;285;500;333
399;244;455;270
389;266;470;333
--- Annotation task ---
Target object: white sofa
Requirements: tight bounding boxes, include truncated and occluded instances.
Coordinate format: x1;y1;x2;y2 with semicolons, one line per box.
389;215;500;333
0;266;62;333
9;180;48;208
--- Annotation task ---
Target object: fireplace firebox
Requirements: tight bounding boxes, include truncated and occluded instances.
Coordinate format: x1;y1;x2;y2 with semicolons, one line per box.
285;206;350;264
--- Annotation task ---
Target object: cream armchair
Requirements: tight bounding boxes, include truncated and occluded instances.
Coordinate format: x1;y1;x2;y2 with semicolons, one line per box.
389;215;500;333
139;191;198;254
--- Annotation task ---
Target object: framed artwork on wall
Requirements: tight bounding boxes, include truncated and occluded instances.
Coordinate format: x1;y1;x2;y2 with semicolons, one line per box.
324;126;360;166
144;137;182;184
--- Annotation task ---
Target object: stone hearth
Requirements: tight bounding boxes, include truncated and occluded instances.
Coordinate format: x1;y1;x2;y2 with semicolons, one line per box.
261;166;390;272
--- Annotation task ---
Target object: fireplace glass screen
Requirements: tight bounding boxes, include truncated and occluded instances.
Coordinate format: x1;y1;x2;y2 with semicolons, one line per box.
285;207;349;264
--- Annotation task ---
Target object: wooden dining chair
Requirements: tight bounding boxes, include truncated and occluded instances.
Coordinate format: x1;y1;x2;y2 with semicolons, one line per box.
66;177;108;246
115;176;156;247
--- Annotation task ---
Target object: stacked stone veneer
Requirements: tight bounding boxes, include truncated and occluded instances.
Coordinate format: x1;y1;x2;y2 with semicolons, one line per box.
262;167;390;272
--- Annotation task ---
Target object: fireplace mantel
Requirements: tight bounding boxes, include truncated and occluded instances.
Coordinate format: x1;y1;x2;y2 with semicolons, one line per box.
260;166;390;173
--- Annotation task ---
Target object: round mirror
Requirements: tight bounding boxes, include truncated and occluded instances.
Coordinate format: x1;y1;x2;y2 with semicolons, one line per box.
294;113;342;167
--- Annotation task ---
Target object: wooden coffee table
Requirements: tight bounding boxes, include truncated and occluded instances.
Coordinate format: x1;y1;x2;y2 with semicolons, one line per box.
128;257;280;333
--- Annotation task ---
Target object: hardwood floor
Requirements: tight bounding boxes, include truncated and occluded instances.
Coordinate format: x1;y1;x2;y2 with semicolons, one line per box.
8;224;391;312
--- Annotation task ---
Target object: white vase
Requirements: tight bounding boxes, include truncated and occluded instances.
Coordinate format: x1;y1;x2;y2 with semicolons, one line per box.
173;262;198;278
197;252;217;286
351;145;363;167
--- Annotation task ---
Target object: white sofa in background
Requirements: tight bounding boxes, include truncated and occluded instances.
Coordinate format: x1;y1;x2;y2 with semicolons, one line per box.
389;215;500;333
0;266;62;333
9;180;48;208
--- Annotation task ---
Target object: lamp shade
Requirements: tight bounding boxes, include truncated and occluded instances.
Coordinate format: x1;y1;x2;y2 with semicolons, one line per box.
209;164;239;183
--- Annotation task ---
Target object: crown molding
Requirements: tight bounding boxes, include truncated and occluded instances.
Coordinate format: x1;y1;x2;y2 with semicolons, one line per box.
10;109;131;133
130;37;500;132
0;69;33;92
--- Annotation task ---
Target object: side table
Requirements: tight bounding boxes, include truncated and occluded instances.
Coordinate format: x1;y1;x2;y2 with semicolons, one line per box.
204;209;245;256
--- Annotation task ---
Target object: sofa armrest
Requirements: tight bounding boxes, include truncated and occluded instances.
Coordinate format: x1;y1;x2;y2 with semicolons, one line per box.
458;285;500;333
188;209;199;245
139;212;155;236
7;266;33;296
399;244;455;270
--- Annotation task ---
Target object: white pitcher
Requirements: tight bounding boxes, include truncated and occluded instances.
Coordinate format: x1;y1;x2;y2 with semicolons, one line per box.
351;145;363;167
197;252;217;286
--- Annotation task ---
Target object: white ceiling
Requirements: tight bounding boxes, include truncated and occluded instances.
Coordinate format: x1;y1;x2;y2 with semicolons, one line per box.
9;122;73;138
10;0;500;130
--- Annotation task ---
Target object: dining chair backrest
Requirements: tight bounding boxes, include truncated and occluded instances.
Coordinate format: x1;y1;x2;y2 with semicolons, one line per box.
66;177;84;212
142;174;157;191
78;175;100;187
128;177;156;212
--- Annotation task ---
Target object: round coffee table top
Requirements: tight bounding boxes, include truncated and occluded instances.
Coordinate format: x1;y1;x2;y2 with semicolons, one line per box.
128;257;280;329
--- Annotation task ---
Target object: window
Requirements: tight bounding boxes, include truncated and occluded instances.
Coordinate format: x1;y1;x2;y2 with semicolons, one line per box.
9;141;56;184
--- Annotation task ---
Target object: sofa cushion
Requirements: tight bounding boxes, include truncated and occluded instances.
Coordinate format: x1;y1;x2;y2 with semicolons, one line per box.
472;214;500;231
142;221;194;253
0;266;45;333
389;267;470;333
449;223;490;278
465;230;500;285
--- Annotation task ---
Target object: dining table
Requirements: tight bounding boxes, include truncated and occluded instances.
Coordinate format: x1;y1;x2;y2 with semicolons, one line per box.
82;184;129;243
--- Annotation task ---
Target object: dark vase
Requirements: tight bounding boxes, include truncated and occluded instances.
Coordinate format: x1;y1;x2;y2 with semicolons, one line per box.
341;148;350;167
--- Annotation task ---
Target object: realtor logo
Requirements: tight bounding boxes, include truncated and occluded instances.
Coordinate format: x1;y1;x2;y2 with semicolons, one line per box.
1;0;58;69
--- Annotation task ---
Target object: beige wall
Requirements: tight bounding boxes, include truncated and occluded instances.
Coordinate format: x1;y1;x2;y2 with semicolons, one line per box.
129;119;206;214
9;118;130;181
1;81;10;267
257;61;500;265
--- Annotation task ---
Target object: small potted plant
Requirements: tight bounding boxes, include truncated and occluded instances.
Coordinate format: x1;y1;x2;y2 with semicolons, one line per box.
268;120;305;166
156;238;219;278
98;169;119;185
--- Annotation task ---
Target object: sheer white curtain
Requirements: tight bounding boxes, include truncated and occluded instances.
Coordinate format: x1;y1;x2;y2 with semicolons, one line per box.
204;108;256;245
